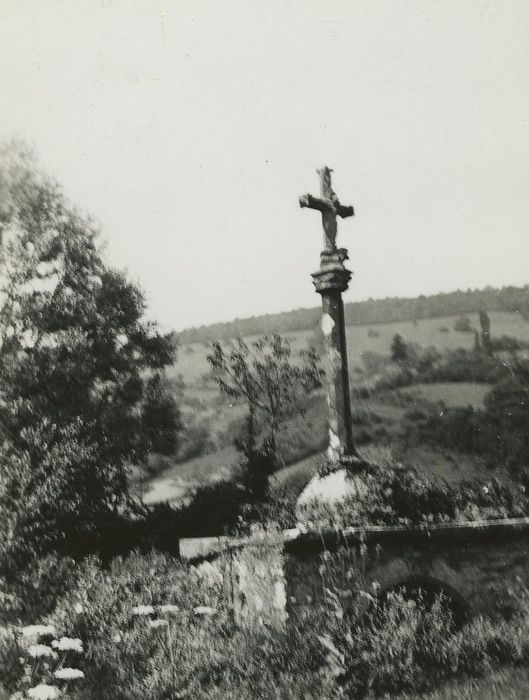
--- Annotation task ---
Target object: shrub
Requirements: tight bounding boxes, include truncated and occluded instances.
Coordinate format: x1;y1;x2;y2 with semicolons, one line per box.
0;554;76;625
418;348;507;384
45;552;326;700
4;548;529;698
483;368;529;472
454;315;472;332
400;403;486;453
296;459;529;530
317;548;529;697
490;335;525;352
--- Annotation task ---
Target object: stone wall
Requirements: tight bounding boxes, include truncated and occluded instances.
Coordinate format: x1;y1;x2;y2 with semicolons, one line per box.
228;541;288;629
181;517;529;629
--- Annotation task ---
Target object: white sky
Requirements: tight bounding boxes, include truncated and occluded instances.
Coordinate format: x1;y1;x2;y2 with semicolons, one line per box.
0;0;528;331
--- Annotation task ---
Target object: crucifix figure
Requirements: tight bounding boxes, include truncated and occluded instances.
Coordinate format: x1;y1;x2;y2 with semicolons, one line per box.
299;166;354;254
299;166;358;463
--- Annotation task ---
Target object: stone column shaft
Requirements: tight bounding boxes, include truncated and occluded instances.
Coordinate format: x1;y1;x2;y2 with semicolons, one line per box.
312;255;357;462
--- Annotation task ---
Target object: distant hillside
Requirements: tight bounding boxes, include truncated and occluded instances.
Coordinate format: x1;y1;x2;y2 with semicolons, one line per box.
177;285;529;344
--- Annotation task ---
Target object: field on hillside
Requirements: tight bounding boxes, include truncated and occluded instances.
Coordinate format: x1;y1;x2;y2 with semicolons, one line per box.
171;311;529;385
141;310;529;506
142;389;490;504
400;382;492;409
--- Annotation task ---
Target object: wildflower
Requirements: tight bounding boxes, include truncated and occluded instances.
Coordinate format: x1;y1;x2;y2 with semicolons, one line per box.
149;619;168;629
74;602;84;614
22;625;56;638
131;605;154;616
159;604;179;614
27;685;60;700
112;632;122;643
193;606;217;615
483;485;490;494
52;637;83;653
54;667;85;680
28;644;55;658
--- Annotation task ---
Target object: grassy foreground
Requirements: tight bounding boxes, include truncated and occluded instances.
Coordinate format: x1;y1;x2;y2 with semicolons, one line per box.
4;549;529;699
403;667;529;699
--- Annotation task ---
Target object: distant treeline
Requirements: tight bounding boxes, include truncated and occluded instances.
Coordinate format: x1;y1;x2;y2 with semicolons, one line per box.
177;285;529;344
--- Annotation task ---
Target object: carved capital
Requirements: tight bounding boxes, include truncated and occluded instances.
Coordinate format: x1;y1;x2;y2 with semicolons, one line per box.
312;251;352;294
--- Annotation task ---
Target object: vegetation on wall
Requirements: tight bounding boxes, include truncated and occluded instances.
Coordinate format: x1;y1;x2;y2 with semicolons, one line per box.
4;548;529;699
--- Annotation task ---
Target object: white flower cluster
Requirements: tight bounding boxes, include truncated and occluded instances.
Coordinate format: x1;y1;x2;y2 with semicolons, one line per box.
132;603;180;617
193;606;217;616
18;625;85;699
159;604;179;613
22;625;56;639
51;637;83;653
54;667;85;680
131;605;155;616
28;644;55;659
148;619;168;629
27;684;61;700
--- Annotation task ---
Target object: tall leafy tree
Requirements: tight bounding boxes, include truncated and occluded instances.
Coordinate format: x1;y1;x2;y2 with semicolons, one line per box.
0;141;180;559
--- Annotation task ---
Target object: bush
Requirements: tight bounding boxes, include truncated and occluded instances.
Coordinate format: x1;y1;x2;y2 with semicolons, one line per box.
490;335;525;352
418;348;507;384
296;459;529;530
400;403;486;453
40;552;326;700
4;548;529;698
483;369;529;472
401;358;529;473
454;315;472;332
317;548;529;697
0;554;76;625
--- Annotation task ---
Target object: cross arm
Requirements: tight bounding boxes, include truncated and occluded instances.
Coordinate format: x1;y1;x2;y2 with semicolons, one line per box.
334;202;354;219
299;193;355;219
299;193;333;213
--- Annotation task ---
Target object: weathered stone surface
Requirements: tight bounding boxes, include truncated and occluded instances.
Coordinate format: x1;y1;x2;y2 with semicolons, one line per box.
228;541;288;630
300;167;357;463
180;518;529;629
299;166;354;253
179;535;230;561
296;468;368;508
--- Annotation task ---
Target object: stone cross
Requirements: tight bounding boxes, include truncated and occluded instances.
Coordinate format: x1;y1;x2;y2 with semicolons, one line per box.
299;166;354;253
299;167;358;463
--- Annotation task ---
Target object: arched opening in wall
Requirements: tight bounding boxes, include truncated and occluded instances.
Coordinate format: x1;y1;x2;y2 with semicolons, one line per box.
379;576;469;629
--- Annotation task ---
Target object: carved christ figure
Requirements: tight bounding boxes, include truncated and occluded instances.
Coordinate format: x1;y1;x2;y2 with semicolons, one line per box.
299;166;354;253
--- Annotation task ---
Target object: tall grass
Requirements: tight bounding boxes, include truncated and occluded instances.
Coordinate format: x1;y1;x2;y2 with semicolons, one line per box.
3;548;529;698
